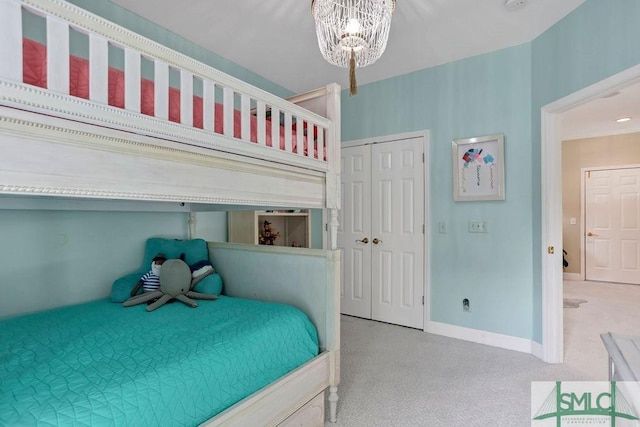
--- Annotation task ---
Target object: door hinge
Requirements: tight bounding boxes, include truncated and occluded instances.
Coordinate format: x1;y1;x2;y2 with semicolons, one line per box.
422;224;425;234
422;152;425;163
422;295;425;305
325;223;328;231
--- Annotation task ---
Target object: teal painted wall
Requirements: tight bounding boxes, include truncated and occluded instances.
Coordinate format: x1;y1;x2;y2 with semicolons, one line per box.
311;209;324;249
194;212;229;243
342;0;640;342
0;210;188;319
530;0;640;342
343;46;534;339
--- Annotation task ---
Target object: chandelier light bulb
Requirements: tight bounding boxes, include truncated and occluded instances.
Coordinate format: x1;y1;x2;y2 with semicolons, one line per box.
344;18;361;35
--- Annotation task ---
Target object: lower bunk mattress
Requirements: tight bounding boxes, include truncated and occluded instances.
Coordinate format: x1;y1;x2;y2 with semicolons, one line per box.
0;296;319;426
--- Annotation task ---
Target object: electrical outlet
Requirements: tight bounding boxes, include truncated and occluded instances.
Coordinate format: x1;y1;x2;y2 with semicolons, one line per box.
463;298;471;312
469;220;488;233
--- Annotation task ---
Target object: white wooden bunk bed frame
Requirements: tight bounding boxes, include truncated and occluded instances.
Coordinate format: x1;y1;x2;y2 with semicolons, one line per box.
0;0;341;425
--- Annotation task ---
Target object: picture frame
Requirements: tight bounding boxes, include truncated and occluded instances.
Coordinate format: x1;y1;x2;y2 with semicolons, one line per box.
452;134;505;201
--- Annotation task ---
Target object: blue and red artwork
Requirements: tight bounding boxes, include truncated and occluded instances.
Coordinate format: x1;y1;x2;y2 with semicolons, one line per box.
460;146;497;193
462;148;495;167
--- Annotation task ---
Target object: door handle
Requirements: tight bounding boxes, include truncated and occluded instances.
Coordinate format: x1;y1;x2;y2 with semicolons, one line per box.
587;232;598;237
356;237;369;244
372;238;382;245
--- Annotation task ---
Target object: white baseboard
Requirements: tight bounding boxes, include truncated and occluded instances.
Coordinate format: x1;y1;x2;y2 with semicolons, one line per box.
426;321;535;355
563;273;581;281
531;340;544;360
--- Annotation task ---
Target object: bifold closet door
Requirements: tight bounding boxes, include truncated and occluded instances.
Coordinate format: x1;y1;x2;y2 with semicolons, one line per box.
370;139;424;329
339;144;373;319
339;137;425;329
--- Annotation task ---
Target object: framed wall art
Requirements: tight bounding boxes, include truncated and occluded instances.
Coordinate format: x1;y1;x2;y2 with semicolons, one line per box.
452;134;505;201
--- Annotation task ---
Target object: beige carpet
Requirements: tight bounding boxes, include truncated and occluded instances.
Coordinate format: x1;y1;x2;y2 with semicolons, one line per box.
326;280;640;426
563;280;640;380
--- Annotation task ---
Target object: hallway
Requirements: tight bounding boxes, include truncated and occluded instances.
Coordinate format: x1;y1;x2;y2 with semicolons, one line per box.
563;280;640;379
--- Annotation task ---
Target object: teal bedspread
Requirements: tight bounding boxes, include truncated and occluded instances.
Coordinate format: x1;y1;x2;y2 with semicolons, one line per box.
0;296;319;426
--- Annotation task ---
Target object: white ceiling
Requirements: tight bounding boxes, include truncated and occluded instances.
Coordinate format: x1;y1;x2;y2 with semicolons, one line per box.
111;0;585;94
111;0;639;139
560;81;640;141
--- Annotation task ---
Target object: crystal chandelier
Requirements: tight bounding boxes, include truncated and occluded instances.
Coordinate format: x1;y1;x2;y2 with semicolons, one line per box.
312;0;396;95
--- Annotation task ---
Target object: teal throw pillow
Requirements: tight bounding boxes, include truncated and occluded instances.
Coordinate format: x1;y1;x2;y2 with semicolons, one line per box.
193;273;223;296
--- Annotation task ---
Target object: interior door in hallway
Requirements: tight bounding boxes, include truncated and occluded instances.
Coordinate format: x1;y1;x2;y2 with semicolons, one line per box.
585;167;640;284
338;137;425;329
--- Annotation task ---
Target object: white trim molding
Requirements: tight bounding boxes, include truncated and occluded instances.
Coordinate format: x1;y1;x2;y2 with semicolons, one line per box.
531;340;544;360
426;321;536;355
342;129;429;148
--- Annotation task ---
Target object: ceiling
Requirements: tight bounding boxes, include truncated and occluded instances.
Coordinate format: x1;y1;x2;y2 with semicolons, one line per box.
560;81;640;140
111;0;585;94
111;0;638;139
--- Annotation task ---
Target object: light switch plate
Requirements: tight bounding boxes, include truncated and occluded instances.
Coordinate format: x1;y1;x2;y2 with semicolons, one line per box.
469;220;488;233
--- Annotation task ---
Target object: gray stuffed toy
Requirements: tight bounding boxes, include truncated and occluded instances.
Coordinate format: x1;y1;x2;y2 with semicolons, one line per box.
123;259;218;312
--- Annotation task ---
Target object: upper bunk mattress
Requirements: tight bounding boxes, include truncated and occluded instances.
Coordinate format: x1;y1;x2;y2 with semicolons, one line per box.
0;296;319;426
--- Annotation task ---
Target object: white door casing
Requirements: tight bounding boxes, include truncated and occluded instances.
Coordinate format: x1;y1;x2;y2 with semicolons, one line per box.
541;64;640;363
585;167;640;285
339;136;425;329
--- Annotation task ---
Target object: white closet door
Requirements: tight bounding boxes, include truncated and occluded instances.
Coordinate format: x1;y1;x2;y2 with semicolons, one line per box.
338;137;425;329
370;139;425;329
585;167;640;285
338;144;373;319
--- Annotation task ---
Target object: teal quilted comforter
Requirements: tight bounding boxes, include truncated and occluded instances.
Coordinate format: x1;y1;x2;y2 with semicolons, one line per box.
0;296;319;426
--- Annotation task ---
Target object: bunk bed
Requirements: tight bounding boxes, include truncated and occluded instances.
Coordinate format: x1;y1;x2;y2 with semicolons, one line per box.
0;0;341;425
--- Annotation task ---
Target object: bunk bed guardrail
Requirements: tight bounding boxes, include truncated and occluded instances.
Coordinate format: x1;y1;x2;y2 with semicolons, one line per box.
0;0;337;175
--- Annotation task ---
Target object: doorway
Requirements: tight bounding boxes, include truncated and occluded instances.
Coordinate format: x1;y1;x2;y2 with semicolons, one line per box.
541;64;640;363
338;133;428;330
